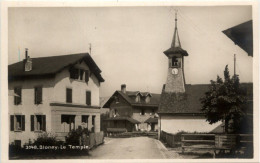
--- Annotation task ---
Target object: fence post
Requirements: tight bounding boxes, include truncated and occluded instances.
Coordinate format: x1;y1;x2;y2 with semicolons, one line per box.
181;135;184;154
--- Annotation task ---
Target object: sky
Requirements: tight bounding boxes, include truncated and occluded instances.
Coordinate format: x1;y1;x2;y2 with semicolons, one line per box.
8;6;253;97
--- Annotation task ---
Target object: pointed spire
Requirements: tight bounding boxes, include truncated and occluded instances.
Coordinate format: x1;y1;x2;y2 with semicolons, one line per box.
171;10;181;48
163;10;188;56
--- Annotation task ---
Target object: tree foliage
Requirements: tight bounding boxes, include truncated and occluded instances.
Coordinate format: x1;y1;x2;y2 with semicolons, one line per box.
200;65;247;133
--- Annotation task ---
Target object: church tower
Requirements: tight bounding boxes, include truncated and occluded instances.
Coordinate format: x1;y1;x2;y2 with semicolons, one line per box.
164;12;189;93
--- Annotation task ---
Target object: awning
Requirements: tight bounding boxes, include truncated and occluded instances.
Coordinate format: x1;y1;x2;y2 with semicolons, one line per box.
104;117;140;124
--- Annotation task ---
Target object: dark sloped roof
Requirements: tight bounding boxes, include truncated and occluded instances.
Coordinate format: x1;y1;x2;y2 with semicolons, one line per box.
223;20;253;57
103;90;161;108
158;83;253;114
8;53;104;82
104;117;140;124
164;47;189;56
144;117;158;123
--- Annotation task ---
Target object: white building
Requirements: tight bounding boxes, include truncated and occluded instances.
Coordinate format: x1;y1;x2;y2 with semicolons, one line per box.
8;50;104;146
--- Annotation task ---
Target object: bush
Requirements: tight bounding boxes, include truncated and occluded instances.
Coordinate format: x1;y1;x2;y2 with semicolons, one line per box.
33;132;59;146
65;127;89;145
9;144;22;157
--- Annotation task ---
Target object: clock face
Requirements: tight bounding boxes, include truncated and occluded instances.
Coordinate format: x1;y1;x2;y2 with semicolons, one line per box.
172;68;178;75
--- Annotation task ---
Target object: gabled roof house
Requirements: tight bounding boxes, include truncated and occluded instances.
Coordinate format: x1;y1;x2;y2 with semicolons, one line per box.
9;50;104;146
103;84;160;132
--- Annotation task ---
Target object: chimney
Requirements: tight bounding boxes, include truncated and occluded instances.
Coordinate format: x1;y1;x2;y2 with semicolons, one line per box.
121;84;126;94
23;48;32;72
25;48;28;59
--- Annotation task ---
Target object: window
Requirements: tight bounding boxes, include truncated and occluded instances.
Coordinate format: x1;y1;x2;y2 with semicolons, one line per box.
31;115;46;131
171;57;179;67
14;87;22;105
85;70;89;83
115;96;119;103
79;69;84;80
69;67;89;83
82;115;89;123
135;95;141;102
82;115;89;129
141;109;145;115
66;88;72;103
34;86;42;104
91;116;95;132
69;67;79;79
145;96;151;103
10;115;25;131
86;91;91;105
61;115;75;132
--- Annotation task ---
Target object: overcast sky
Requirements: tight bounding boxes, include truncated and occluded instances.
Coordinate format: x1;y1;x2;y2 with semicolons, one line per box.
8;6;252;97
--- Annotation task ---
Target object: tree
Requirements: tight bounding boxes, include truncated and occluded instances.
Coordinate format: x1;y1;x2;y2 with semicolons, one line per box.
200;65;247;133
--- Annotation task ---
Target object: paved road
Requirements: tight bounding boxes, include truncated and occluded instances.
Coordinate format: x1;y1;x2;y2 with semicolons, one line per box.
88;137;180;159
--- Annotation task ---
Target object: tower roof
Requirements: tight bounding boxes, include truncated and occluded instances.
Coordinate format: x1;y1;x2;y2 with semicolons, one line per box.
164;12;188;56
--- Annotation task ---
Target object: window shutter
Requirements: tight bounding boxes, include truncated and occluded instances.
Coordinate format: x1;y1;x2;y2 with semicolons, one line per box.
86;91;91;105
31;115;34;131
10;115;14;131
42;115;46;131
85;70;89;83
75;69;79;79
66;88;72;103
69;67;74;78
37;87;42;104
14;88;21;105
22;115;25;131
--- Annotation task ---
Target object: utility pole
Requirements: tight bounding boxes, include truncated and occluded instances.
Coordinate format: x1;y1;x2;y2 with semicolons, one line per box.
89;43;92;55
234;54;236;76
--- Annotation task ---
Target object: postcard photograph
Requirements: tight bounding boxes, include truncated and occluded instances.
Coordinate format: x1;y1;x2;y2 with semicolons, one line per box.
2;2;258;161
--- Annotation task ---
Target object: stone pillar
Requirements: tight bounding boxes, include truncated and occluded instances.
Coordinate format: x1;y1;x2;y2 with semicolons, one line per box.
88;115;92;131
75;114;81;129
95;114;100;132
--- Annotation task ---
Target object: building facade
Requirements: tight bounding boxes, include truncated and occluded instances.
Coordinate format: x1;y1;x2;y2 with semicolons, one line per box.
103;84;160;132
8;51;104;146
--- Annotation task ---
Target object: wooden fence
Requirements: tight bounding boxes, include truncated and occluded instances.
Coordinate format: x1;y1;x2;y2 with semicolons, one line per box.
181;133;253;158
161;131;253;158
161;131;175;147
181;134;216;157
80;131;104;149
